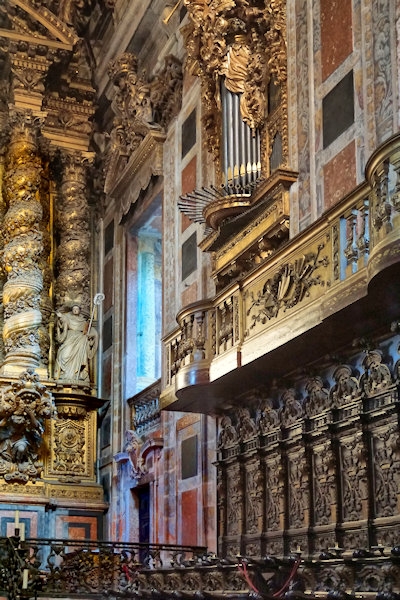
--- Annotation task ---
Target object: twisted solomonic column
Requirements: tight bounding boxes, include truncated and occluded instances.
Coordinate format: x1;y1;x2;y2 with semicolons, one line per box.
0;111;45;375
55;150;93;319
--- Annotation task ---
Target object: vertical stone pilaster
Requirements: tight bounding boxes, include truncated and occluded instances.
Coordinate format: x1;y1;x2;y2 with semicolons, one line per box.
0;110;44;375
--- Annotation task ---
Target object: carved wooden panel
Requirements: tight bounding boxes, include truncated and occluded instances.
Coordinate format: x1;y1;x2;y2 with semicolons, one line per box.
216;340;400;557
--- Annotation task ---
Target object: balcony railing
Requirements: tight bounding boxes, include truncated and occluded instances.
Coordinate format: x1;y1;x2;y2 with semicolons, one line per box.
162;133;400;410
128;380;161;436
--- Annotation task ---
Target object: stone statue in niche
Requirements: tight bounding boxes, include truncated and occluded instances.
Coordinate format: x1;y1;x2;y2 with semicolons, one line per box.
55;304;98;383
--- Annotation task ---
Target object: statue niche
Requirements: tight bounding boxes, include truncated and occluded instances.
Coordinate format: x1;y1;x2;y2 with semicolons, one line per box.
54;304;98;383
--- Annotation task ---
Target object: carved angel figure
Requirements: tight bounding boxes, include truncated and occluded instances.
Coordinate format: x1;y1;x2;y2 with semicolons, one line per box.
54;305;98;383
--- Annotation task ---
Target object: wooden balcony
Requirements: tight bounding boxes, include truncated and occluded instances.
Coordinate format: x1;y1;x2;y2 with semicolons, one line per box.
161;133;400;413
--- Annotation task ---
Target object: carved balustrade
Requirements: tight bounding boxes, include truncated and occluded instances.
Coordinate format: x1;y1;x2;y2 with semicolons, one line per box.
128;380;161;437
162;300;215;403
162;133;400;408
4;536;400;599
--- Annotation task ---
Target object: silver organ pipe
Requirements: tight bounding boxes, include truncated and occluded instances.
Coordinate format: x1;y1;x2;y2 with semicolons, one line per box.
221;80;261;189
232;92;240;187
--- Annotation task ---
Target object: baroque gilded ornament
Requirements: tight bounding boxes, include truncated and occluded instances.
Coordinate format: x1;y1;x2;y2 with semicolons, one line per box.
1;110;45;374
0;370;55;482
55;150;93;311
246;244;328;328
182;0;288;165
107;51;182;163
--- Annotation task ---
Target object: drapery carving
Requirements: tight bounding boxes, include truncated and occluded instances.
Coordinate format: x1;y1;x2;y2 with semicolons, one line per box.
55;305;98;383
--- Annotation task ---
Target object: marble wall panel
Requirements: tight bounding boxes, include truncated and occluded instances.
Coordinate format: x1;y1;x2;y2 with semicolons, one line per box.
323;140;356;210
320;0;353;81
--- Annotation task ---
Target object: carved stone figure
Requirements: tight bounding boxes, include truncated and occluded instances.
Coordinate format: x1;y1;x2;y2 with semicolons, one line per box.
55;305;98;383
258;397;279;433
125;429;146;481
280;388;303;428
237;407;257;442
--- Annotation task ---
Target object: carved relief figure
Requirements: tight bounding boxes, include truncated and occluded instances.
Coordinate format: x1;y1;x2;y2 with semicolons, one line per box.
330;365;359;406
258;397;279;433
55;305;98;383
304;376;330;417
125;429;146;481
341;436;367;521
237;407;257;442
227;465;241;534
313;447;335;525
373;429;400;518
361;350;392;396
265;455;282;530
245;463;263;534
218;415;238;449
288;453;307;528
280;388;303;428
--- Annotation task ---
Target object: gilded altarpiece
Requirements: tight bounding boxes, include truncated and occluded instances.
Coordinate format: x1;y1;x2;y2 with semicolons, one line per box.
0;0;105;527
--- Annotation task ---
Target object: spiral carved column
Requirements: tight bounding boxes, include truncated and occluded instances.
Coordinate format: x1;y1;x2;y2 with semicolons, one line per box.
0;111;45;376
55;151;92;315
